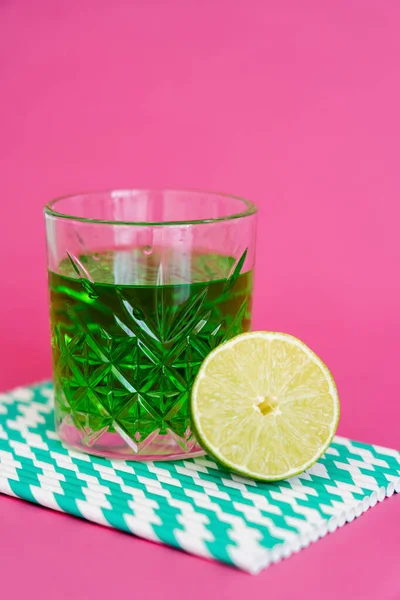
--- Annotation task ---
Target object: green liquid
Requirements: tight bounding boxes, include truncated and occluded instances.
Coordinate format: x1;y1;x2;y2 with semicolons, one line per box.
49;248;253;453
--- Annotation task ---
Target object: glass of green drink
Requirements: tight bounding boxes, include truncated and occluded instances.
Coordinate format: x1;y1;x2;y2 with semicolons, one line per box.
45;190;257;460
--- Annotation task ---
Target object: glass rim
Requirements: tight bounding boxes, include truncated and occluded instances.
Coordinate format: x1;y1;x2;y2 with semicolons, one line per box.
44;188;258;227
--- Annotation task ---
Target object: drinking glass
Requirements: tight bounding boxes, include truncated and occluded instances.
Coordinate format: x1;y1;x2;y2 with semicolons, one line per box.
45;189;257;460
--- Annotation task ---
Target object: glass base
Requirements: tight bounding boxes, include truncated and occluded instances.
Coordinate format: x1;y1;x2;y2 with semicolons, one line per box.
58;421;206;461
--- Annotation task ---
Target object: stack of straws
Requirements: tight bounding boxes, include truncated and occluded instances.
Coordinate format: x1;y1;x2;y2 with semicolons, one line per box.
0;383;400;573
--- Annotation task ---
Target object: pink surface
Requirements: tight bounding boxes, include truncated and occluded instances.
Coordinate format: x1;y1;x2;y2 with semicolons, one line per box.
0;1;399;598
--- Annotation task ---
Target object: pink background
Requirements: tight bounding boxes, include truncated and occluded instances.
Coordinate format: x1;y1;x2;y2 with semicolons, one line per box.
1;1;399;598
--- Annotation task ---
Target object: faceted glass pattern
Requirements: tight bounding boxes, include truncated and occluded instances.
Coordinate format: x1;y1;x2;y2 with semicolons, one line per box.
45;190;257;459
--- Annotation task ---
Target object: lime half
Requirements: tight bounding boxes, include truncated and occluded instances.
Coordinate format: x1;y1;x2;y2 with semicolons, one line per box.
191;332;340;481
